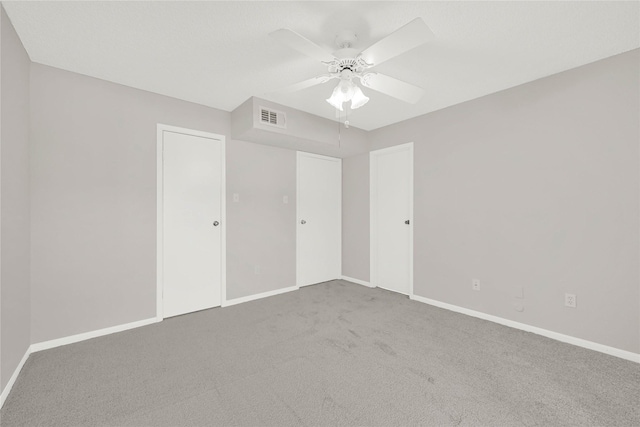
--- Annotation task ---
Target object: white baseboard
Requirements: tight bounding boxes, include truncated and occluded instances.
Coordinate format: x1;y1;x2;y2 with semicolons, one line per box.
0;346;31;408
222;285;299;308
31;317;160;353
410;294;640;363
340;276;375;288
30;285;303;355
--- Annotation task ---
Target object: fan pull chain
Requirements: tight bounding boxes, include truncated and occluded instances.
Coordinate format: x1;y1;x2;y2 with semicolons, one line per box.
337;108;341;148
344;106;350;129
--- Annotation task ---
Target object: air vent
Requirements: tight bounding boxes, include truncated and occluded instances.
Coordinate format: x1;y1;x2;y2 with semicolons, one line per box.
261;109;277;125
259;106;286;129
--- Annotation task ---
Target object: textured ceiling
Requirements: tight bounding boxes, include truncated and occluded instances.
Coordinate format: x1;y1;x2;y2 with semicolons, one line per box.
3;1;639;131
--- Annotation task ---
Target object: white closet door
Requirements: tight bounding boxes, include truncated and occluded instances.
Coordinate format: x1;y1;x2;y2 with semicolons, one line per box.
371;143;413;295
297;152;342;287
161;128;224;318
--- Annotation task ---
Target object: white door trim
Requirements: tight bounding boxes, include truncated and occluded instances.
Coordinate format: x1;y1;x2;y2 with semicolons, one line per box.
296;151;342;288
156;123;226;320
370;142;414;297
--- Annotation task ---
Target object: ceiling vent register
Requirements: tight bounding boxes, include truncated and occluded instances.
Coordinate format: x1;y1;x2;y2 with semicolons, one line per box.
259;107;287;129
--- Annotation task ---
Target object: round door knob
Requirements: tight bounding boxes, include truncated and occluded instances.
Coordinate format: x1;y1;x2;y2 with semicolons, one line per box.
213;221;219;226
301;220;306;224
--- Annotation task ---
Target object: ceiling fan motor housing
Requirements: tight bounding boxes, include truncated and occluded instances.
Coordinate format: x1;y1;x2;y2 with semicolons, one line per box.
327;55;372;76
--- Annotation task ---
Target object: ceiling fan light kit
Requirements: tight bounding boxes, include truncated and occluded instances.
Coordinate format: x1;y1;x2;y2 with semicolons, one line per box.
326;77;370;111
270;18;435;117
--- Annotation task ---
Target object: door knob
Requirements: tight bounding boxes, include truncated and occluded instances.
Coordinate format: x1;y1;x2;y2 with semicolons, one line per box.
405;220;410;225
301;220;306;224
213;221;219;226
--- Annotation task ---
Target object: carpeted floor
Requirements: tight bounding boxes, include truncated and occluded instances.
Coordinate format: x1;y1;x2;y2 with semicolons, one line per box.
1;280;639;426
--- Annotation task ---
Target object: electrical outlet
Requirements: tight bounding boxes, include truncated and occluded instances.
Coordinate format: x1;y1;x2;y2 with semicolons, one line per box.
283;195;289;204
565;293;576;308
233;193;239;202
254;265;260;275
472;279;480;291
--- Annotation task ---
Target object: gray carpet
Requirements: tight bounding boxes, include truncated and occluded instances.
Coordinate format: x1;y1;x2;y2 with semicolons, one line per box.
1;280;639;426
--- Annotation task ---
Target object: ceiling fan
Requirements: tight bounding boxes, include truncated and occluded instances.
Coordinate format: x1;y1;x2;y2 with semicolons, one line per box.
269;18;435;111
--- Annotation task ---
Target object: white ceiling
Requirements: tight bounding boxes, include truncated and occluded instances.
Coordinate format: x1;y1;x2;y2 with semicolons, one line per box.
4;1;639;131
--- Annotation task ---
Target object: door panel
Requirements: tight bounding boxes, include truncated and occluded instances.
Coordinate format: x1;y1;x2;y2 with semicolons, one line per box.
162;130;223;317
297;152;342;287
371;143;413;295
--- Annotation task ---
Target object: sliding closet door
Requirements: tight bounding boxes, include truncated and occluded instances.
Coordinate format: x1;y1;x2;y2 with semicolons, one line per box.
158;125;225;318
297;152;342;287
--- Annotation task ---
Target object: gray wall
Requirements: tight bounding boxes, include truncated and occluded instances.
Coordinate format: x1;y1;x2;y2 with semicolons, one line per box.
348;49;639;353
226;140;296;300
0;7;31;391
231;97;369;159
342;153;369;281
30;64;297;343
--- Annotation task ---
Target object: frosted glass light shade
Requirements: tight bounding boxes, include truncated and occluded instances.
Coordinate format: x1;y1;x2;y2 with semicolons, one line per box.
326;79;367;111
326;84;346;111
350;86;369;109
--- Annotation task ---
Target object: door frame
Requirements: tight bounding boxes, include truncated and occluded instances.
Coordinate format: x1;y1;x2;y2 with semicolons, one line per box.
296;151;342;288
370;142;414;297
156;123;226;320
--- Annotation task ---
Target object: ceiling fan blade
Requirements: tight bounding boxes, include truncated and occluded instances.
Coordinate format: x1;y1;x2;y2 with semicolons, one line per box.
273;74;335;93
360;18;434;66
270;28;336;63
360;73;424;104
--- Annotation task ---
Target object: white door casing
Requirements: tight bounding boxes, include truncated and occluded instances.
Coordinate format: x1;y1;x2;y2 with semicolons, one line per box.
297;152;342;287
370;143;414;296
157;124;226;319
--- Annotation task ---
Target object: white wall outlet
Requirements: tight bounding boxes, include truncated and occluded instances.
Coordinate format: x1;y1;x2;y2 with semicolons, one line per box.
472;279;480;291
233;193;240;202
254;265;260;275
565;293;577;308
283;195;289;204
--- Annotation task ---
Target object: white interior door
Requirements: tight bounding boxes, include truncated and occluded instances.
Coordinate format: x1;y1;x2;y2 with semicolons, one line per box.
371;143;413;295
297;152;342;287
159;126;225;318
